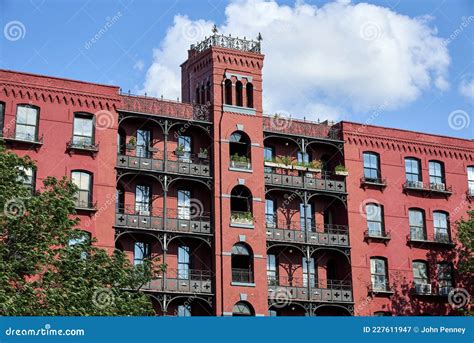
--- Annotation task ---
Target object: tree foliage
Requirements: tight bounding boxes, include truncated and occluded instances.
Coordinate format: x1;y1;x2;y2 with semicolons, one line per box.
0;144;155;315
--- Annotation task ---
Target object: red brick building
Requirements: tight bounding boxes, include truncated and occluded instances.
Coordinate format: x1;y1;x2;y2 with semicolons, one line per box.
1;32;472;316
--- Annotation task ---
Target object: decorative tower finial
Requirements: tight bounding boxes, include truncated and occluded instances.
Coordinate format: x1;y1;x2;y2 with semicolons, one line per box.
257;32;263;42
212;24;218;35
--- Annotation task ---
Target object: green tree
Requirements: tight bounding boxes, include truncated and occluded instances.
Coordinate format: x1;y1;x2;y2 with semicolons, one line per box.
0;144;155;315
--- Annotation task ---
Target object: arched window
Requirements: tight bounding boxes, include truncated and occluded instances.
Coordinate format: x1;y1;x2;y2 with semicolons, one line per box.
231;243;254;284
230;185;253;226
15;104;39;142
205;81;211;103
366;203;384;237
370;257;388;291
433;211;450;242
224;79;232;105
408;208;426;241
246;82;254;108
363;152;380;182
413;260;429;286
229;131;251;170
71;170;93;209
232;301;254;316
235;81;243;107
428;160;445;189
405;157;422;186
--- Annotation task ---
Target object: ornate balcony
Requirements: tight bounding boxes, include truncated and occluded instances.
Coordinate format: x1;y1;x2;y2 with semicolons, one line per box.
190;31;261;56
117;152;211;178
268;276;352;303
142;268;212;294
115;206;212;235
266;219;349;247
264;171;346;193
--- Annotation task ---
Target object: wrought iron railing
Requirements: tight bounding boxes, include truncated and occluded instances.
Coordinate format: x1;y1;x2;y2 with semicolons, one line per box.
67;138;99;151
143;268;213;294
3;129;43;144
265;218;349;246
264;171;346;193
403;181;452;194
268;276;352;302
190;33;261;55
262;116;340;140
115;205;212;234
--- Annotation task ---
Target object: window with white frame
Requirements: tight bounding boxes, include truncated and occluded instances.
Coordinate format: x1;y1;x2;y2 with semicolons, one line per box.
73;113;94;146
409;209;426;240
433;211;449;242
15;105;39;141
405;158;421;184
71;171;92;208
468;166;474;196
267;254;277;285
178;245;190;279
177;189;191;220
366;203;384;237
370;258;388;291
363;152;380;181
429;161;445;187
135;185;151;214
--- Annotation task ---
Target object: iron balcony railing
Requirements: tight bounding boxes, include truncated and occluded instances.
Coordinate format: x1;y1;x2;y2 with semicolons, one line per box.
368;281;394;294
117;151;211;177
364;229;391;240
143;268;212;294
67;138;99;152
115;205;212;234
265;217;349;247
232;268;254;284
360;176;387;187
264;171;346;193
3;129;43;145
403;181;452;195
407;230;453;245
268;276;352;303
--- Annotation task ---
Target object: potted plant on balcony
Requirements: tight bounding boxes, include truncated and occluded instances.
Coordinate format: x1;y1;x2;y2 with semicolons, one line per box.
293;161;307;171
276;155;292;169
126;136;136;151
198;147;208;159
307;160;322;173
231;211;254;225
335;164;349;176
230;154;250;169
175;144;185;156
264;157;278;168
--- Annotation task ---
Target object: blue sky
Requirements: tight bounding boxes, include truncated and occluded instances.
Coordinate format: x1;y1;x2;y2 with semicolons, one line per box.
1;0;473;139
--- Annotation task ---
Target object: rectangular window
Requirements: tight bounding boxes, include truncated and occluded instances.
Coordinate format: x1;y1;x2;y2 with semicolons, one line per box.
15;105;38;141
302;257;316;287
177;305;191;317
437;263;453;289
297;151;309;165
370;258;387;291
468;167;474;196
363;153;380;181
267;254;277;284
429;161;444;185
433;212;449;242
177;189;191;220
265;199;275;227
18;166;35;193
73;114;94;146
178;135;192;162
405;158;421;183
71;171;92;208
409;209;425;240
135;185;151;213
300;203;313;231
413;261;429;285
366;204;383;237
178;245;190;279
133;242;150;265
264;146;274;162
136;129;151;158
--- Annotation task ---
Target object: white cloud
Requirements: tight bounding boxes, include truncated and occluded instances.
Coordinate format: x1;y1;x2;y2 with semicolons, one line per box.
459;77;474;100
141;0;450;120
